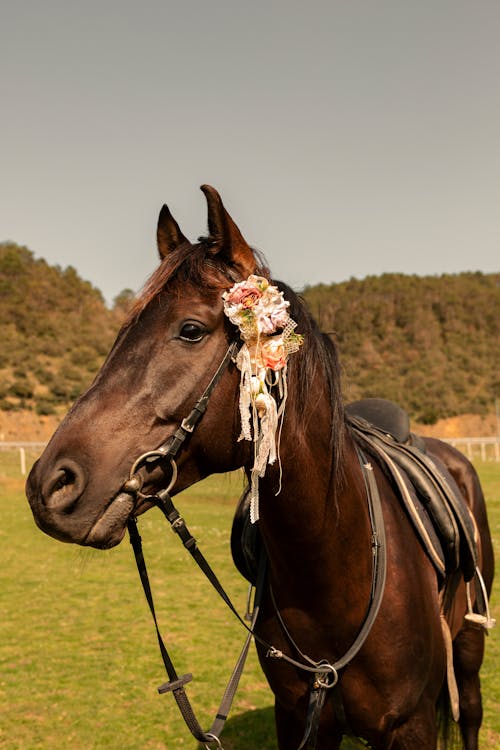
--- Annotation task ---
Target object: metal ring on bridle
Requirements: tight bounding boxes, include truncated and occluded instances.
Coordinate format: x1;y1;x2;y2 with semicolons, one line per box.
204;733;224;749
314;663;339;690
126;454;178;500
129;444;174;478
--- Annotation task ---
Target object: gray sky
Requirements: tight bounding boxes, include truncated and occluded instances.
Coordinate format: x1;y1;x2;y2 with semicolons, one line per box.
2;1;499;305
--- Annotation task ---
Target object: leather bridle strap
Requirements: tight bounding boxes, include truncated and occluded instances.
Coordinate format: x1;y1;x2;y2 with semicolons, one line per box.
125;340;241;488
165;340;240;459
128;515;267;746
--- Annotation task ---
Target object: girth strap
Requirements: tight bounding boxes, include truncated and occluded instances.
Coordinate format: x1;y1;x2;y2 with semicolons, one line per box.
295;447;387;749
299;679;330;750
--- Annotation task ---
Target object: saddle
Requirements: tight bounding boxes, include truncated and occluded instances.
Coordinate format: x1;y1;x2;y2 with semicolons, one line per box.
231;398;479;585
346;398;478;581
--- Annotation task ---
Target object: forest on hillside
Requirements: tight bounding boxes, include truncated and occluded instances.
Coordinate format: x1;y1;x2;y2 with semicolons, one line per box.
302;273;500;423
1;242;499;424
0;243;131;416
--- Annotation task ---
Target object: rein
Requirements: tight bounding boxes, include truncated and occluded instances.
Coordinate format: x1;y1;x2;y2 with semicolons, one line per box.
127;514;266;749
123;341;387;750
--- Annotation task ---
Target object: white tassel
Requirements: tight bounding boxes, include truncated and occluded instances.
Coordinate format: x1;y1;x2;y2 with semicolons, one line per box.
250;471;260;523
222;276;304;524
234;344;293;523
236;346;253;442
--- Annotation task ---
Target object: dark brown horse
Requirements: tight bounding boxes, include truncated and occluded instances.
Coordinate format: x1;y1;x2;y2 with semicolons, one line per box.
26;186;494;749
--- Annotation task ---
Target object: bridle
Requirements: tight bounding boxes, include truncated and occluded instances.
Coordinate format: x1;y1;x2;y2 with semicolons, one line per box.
120;332;387;750
121;339;241;503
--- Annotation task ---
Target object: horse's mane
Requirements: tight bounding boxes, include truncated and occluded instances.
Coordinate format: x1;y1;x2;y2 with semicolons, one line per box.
126;242;345;481
275;281;346;484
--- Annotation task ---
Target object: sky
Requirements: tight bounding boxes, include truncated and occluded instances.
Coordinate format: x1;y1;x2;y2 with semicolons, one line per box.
2;1;499;306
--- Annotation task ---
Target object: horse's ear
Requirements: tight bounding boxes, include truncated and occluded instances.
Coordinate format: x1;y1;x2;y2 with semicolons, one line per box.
157;204;189;259
200;184;256;278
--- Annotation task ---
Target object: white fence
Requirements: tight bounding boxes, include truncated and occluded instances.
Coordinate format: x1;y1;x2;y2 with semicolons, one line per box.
1;437;500;476
0;442;47;475
444;437;500;462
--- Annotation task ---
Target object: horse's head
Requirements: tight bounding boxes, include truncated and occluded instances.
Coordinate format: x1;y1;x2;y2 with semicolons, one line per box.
26;186;265;549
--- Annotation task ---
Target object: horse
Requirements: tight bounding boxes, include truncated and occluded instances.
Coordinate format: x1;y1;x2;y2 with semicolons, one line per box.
26;185;494;749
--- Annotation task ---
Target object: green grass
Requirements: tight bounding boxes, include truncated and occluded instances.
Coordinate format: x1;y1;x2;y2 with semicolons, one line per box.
476;462;500;749
0;451;498;749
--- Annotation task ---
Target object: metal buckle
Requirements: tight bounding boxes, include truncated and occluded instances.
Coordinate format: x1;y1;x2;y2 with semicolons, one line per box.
171;516;185;531
181;417;196;433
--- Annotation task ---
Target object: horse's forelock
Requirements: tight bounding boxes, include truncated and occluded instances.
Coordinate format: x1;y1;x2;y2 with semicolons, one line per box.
126;239;270;325
126;241;238;322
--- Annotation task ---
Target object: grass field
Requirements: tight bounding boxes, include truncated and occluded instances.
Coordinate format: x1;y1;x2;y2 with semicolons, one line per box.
0;449;498;749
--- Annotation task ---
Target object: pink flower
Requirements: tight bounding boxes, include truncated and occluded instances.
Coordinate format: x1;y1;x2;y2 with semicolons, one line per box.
260;338;287;371
256;313;275;335
224;280;262;310
270;304;290;329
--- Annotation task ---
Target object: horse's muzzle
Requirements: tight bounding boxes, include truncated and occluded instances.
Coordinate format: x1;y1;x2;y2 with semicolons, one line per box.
25;457;134;548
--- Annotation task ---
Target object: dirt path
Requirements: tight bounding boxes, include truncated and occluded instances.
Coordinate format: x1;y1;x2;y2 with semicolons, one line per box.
0;409;497;442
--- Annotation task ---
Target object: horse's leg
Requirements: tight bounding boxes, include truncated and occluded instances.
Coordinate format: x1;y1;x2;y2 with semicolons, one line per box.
374;699;439;750
453;624;485;750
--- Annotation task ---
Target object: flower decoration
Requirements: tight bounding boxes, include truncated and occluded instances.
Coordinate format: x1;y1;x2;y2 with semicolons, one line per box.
222;275;304;522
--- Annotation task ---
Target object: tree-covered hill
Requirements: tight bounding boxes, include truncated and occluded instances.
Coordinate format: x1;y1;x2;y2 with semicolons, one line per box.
302;272;500;423
1;242;498;424
0;242;130;416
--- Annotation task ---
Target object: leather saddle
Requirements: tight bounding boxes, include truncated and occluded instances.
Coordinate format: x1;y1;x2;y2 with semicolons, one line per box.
231;398;478;585
346;398;477;581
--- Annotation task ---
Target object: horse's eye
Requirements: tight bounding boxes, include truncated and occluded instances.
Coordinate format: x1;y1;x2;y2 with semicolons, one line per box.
179;323;205;342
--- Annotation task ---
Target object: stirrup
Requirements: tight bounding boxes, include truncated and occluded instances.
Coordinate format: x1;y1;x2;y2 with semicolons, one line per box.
464;567;496;631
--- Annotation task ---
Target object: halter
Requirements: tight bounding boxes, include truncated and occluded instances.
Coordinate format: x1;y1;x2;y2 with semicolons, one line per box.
121;331;387;750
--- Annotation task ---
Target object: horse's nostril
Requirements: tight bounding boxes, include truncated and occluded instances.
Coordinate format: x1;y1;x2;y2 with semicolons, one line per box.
52;467;75;492
43;460;86;512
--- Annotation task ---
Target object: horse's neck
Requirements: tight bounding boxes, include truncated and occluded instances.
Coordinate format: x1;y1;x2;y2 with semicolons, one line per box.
258;402;368;566
257;425;373;634
253;363;377;640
